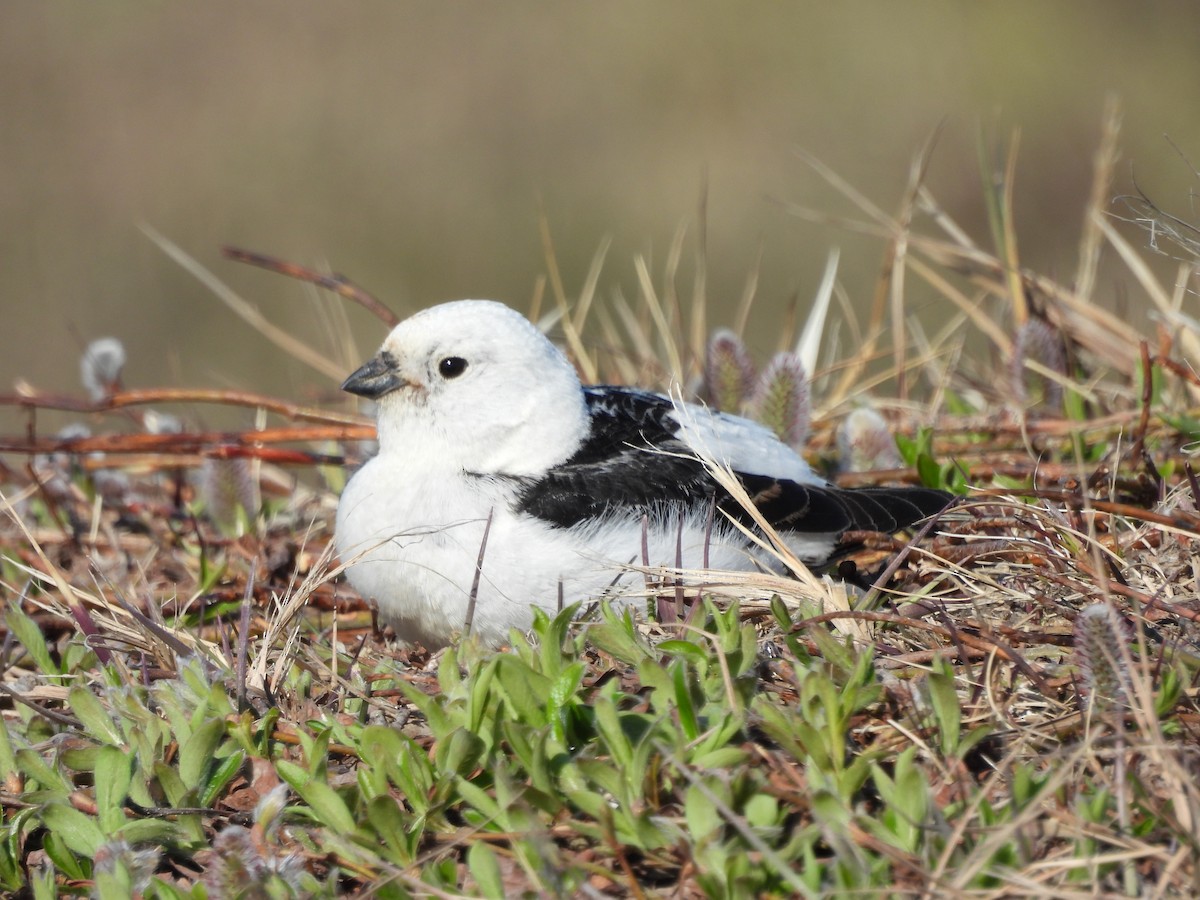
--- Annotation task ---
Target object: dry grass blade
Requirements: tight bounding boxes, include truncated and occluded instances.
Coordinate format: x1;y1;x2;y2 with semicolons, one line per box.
142;224;350;381
1074;96;1122;301
2;492;220;670
795;247;839;375
222;246;400;328
634;255;684;384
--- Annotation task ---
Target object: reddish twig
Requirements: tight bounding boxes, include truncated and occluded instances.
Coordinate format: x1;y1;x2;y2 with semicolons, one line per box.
962;488;1200;535
0;387;365;427
0;425;375;459
222;246;400;328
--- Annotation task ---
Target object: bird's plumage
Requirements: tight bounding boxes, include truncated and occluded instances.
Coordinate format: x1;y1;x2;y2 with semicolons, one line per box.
335;300;948;647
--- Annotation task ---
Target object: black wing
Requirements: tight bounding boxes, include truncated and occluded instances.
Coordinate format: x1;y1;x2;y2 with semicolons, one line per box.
515;385;951;538
515;387;715;527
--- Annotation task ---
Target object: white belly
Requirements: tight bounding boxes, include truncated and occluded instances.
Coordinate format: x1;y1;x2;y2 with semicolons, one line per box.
335;456;834;646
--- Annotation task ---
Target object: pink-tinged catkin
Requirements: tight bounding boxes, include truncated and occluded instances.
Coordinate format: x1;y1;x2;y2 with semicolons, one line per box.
746;352;810;449
32;423;91;501
1011;317;1066;413
93;840;159;895
199;457;260;533
80;337;126;402
201;783;304;896
1073;601;1131;711
201;826;305;897
837;406;904;472
703;328;756;413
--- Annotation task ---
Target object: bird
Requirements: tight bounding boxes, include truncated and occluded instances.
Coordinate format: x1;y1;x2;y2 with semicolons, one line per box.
334;300;950;648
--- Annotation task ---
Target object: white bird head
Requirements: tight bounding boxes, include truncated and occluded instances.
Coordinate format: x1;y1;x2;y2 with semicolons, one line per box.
343;300;590;476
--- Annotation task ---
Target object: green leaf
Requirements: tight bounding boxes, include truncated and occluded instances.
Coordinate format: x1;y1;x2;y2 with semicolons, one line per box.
178;717;225;790
422;857;460;891
547;661;585;712
744;793;779;829
494;656;551;728
467;841;506;899
1157;665;1184;716
593;692;633;771
152;761;190;808
30;851;62;899
437;644;463;695
436;727;486;776
0;718;15;781
673;664;699;742
301;726;333;779
6;606;59;681
657;640;707;664
94;745;133;833
117;818;184;845
690;747;748;770
275;759;357;833
41;802;105;857
1063;384;1087;421
892;749;927;824
455;776;500;822
926;656;961;756
684;783;722;841
0;812;26;890
95;867;135;900
547;662;585;745
366;795;415;866
916;452;943;490
199;749;246;807
809;787;850;829
60;745;101;774
398;678;453;737
586;605;654;665
393;738;436;812
357;725;404;799
16;748;70;793
537;602;582;677
868;748;926;853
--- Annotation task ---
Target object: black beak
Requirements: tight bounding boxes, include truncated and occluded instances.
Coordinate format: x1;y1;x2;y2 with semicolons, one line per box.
342;355;405;399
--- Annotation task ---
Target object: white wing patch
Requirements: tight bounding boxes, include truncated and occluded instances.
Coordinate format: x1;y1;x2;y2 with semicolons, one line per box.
667;393;825;485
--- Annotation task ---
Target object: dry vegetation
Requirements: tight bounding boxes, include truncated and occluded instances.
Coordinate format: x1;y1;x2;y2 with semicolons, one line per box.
4;114;1200;897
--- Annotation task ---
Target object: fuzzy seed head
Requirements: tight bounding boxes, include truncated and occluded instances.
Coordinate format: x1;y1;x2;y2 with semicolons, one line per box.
199;458;260;534
33;423;91;499
202;825;306;897
142;410;183;435
254;782;290;838
56;422;92;444
838;406;904;472
1074;601;1131;711
746;352;810;448
80;337;126;402
1011;318;1065;413
93;839;159;894
704;328;756;412
92;467;131;503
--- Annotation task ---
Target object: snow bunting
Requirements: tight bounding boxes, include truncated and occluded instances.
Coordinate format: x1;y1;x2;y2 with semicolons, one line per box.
335;300;948;647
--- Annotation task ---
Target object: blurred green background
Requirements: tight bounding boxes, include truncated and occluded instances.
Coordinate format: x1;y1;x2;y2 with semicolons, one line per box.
3;3;1199;425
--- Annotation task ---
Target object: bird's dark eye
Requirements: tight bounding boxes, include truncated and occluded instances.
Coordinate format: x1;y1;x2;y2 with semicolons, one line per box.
438;356;469;379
